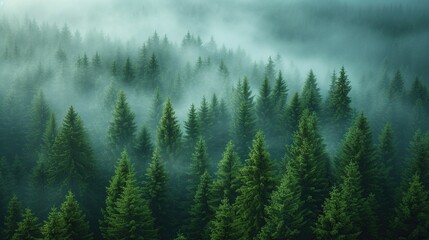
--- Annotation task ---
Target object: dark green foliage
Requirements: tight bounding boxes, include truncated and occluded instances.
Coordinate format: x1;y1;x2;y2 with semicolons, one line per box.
184;104;200;153
135;126;154;170
198;97;211;142
264;56;275;82
146;53;160;90
286;109;330;237
257;166;304;240
99;149;131;239
301;70;322;115
209;198;235;240
60;191;93;240
144;148;168;239
406;130;429;189
188;138;209;195
284;92;302;138
391;174;429;239
48;106;95;196
148;88;163;135
2;195;23;240
41;207;67;240
212;141;241;206
256;76;275;138
336;113;380;196
409;77;428;105
234;131;276;240
271;71;288;122
208;96;230;158
122;57;135;84
108;91;137;153
327;66;352;129
28;90;50;153
233;78;256;158
12;208;41;240
157;97;182;158
188;171;213;240
388;70;404;101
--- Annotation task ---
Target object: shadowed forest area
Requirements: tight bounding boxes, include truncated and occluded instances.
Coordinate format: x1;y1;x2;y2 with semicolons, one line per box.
1;1;429;239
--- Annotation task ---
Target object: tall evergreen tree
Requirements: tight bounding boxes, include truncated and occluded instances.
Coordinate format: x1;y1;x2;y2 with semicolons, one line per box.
301;70;322;115
184;104;200;153
336;113;380;196
135;126;153;172
233;78;256;158
48;106;95;196
12;208;41;240
188;137;209;195
210;198;235;240
233;131;276;240
144;148;169;239
60;191;93;240
388;70;404;101
2;195;23;240
257;165;304;240
406;130;429;189
198;97;212;143
188;171;213;240
157;97;182;159
327;66;352;130
99;149;131;239
108;91;137;154
122;57;135;84
146;53;160;90
28;90;50;153
264;56;275;83
391;174;429;239
271;71;288;114
285;109;330;237
284;92;302;139
256;76;274;138
148;88;163;136
41;207;67;240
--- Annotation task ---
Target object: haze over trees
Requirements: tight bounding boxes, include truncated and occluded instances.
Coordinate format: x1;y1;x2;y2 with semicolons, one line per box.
1;2;429;239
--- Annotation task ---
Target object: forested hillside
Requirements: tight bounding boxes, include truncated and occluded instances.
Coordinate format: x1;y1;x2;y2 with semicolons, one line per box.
0;15;429;240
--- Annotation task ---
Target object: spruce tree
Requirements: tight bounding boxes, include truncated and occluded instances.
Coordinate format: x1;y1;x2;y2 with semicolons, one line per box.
144;148;169;239
285;109;330;237
146;53;160;90
271;71;288;115
41;207;67;240
188;137;209;195
264;56;275;82
28;90;50;153
388;70;404;101
212;141;241;206
157;97;182;159
327;66;352;131
2;195;23;240
188;171;213;240
336;113;380;196
109;166;157;240
48;106;95;196
148;88;163;135
209;198;235;240
108;91;137;154
391;174;429;239
301;70;322;115
233;131;276;240
135;126;153;172
284;92;302;139
60;191;93;240
12;208;41;240
233;77;256;158
257;165;304;240
184;104;200;154
256;76;274;138
122;57;135;84
198;97;212;142
406;130;429;189
99;149;132;239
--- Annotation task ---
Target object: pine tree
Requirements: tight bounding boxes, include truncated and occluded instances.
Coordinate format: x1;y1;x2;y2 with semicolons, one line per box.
48;106;95;196
388;70;404;101
144;148;169;239
41;207;67;240
109;167;157;240
157;97;182;159
12;208;41;240
284;92;302;139
208;95;230;158
234;131;276;240
188;137;209;195
271;71;288;123
99;149;131;239
123;57;135;84
285;109;330;237
256;76;274;138
184;104;200;153
212;141;241;206
60;191;93;240
336;113;380;196
257;165;304;239
406;130;429;189
2;195;23;240
301;70;322;115
198;97;212;142
209;198;235;240
233;78;256;158
327;66;352;130
264;56;275;83
108;91;137;154
135;126;153;171
188;171;213;240
148;88;163;135
28;90;50;153
146;53;160;90
391;174;429;239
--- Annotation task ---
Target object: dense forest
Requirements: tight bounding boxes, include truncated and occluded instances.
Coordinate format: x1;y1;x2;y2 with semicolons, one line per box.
0;7;429;240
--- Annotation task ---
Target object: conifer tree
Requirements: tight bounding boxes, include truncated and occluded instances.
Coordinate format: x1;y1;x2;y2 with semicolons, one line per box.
99;149;131;239
149;88;163;135
256;76;274;138
135;126;153;171
188;171;213;240
301;70;322;115
12;208;41;240
234;131;276;240
264;56;275;82
284;92;302;138
109;166;157;240
212;141;241;206
157;97;182;159
60;191;93;240
146;53;160;90
391;174;429;239
271;71;288;114
2;195;23;240
108;91;137;154
336;113;380;196
285;109;330;237
144;148;169;239
184;104;200;153
388;70;404;101
406;130;429;189
257;165;304;240
209;198;235;240
48;106;95;196
123;57;135;84
41;207;67;240
327;66;352;130
188;137;209;195
233;77;256;158
28;90;50;153
198;97;212;142
208;95;230;157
